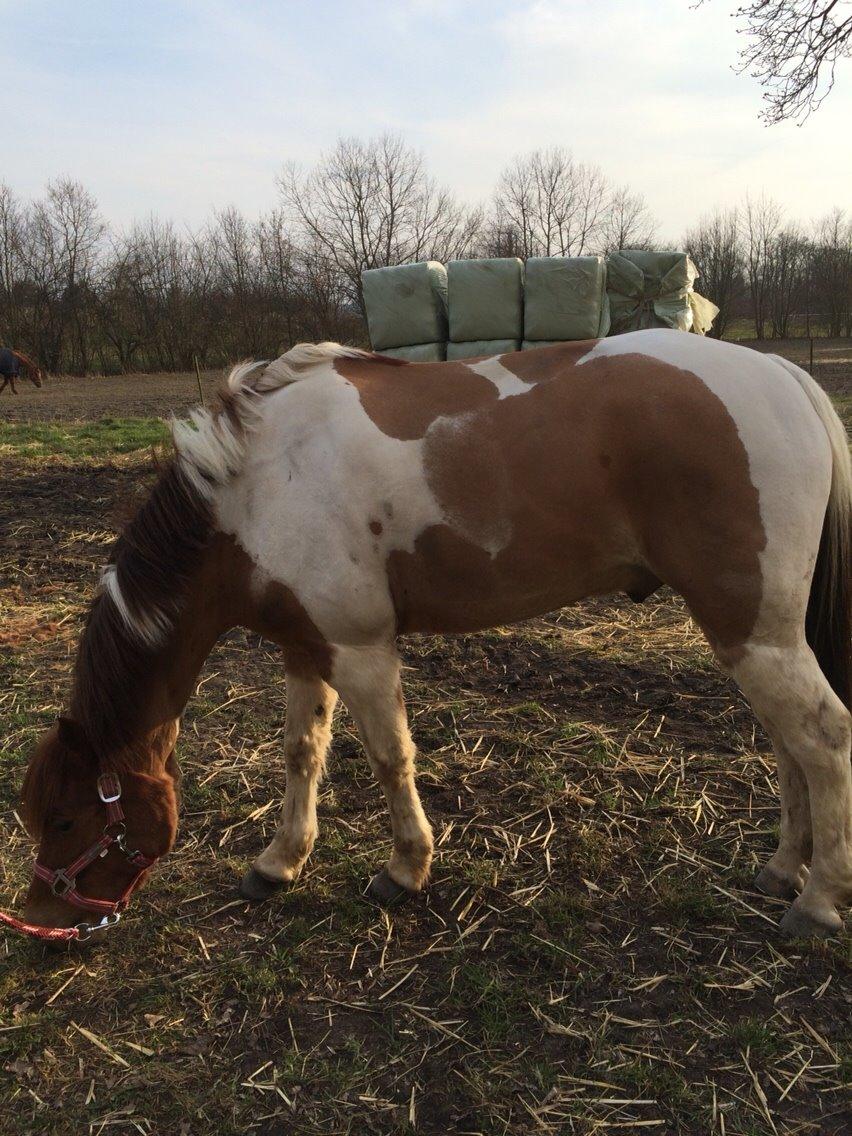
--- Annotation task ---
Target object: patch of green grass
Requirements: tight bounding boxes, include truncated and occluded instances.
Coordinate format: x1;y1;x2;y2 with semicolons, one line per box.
654;875;721;925
726;1016;784;1064
0;416;169;458
617;1058;694;1107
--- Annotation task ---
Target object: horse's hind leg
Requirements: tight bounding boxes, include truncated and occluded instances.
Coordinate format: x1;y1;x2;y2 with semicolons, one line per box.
240;670;337;900
729;643;852;935
331;644;433;904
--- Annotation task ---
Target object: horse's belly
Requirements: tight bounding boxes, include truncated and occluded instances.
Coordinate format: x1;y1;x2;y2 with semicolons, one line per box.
386;517;648;634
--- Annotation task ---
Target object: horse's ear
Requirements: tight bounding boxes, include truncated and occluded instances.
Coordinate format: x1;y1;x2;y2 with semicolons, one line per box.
57;716;88;753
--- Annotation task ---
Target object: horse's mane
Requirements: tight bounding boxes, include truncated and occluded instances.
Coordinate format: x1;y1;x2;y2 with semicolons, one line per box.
71;459;213;764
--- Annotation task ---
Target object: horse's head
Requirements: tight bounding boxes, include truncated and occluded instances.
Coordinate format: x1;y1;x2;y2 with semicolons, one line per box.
20;717;180;940
30;367;43;389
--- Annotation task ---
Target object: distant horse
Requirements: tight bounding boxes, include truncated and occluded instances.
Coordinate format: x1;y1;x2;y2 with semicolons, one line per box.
6;331;852;947
0;348;43;394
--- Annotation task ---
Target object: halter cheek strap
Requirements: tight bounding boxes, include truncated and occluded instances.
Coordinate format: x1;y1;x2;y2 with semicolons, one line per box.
0;773;158;943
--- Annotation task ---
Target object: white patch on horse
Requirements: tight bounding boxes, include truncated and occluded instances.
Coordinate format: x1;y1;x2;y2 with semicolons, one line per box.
215;369;448;643
100;564;170;647
466;355;536;399
579;329;832;639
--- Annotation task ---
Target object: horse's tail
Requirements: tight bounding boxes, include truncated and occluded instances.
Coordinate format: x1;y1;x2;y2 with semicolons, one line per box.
772;355;852;709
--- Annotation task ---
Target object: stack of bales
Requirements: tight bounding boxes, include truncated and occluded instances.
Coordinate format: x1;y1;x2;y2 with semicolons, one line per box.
522;256;610;348
360;250;717;361
606;250;718;336
361;261;448;361
446;258;524;359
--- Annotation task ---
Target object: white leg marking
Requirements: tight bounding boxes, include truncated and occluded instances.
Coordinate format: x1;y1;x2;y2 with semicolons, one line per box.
254;673;337;883
332;644;433;891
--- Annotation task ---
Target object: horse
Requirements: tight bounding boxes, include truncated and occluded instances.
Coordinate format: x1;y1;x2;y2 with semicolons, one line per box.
7;330;852;947
0;347;43;394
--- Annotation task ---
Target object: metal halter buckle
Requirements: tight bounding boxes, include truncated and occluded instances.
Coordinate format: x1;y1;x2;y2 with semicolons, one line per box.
97;775;122;804
51;870;75;897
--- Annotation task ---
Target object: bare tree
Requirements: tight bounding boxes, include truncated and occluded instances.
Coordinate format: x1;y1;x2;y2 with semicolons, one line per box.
709;1;852;122
279;134;479;315
493;147;613;258
742;195;784;338
809;208;852;335
684;208;744;337
598;186;658;255
0;184;26;348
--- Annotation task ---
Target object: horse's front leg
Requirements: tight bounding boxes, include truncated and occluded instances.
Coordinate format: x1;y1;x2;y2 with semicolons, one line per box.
240;670;337;900
332;644;434;904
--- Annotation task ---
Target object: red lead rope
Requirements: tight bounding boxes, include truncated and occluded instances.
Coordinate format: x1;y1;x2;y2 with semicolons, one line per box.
0;773;158;943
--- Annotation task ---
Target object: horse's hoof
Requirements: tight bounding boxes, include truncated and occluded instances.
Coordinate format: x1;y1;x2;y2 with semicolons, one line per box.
754;866;800;900
779;904;841;939
365;868;417;908
239;867;285;902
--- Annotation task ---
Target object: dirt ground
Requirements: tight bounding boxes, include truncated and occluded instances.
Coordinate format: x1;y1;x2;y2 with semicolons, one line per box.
0;347;850;1135
2;338;851;423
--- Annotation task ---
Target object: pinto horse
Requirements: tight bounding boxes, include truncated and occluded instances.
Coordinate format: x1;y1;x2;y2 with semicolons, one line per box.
0;347;43;394
10;330;852;945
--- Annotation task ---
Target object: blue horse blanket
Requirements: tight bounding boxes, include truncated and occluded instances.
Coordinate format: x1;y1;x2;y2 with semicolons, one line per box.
0;347;21;377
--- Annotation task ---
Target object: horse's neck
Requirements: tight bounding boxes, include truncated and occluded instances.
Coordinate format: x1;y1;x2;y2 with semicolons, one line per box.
14;351;35;372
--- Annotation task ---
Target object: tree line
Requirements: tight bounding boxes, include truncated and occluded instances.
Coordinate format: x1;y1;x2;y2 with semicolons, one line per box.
0;134;849;374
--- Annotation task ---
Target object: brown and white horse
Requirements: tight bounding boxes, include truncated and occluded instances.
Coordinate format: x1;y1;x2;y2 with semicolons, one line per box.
0;348;43;394
13;331;852;943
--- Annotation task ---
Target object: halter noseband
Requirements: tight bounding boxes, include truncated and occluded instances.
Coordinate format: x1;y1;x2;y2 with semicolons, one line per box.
0;773;158;943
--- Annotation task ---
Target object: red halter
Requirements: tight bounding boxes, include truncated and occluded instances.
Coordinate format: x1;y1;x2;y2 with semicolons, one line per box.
0;773;158;943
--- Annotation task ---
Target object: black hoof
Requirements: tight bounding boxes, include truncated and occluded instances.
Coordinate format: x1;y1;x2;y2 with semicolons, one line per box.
365;868;417;908
239;867;285;902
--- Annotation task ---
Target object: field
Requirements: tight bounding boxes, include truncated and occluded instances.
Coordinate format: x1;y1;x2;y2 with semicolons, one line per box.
1;343;851;1136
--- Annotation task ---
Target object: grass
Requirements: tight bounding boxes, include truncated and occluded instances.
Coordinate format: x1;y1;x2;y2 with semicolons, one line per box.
0;416;169;459
0;373;851;1134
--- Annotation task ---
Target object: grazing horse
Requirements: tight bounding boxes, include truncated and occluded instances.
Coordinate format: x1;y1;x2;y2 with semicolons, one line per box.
9;331;852;946
0;347;43;394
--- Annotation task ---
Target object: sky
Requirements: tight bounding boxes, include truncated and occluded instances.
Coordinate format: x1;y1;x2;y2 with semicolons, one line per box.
3;0;851;238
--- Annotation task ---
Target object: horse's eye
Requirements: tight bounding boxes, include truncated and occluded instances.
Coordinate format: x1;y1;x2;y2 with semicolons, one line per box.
52;818;74;833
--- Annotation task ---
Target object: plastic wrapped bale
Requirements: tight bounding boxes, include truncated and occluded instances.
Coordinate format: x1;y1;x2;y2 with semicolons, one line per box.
522;256;610;346
606;250;703;334
447;339;521;360
447;258;524;354
361;261;448;351
378;343;446;362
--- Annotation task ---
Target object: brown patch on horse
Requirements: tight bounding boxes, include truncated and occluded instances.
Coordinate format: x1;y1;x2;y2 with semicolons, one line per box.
335;356;496;441
387;349;766;652
369;520;383;536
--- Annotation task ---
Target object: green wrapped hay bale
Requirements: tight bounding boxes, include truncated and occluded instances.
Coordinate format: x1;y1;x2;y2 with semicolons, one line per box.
606;250;698;335
361;261;448;351
447;339;521;360
378;342;446;362
523;256;610;342
447;258;524;343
